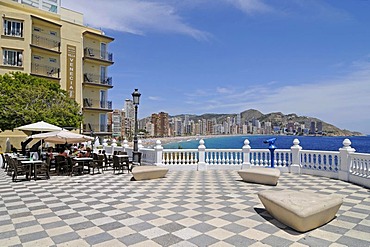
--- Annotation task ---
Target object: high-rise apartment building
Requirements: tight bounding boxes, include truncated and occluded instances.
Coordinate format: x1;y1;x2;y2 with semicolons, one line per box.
151;112;169;137
0;0;114;138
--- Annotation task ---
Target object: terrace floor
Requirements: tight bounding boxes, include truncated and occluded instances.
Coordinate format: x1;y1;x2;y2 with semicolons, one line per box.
0;168;369;247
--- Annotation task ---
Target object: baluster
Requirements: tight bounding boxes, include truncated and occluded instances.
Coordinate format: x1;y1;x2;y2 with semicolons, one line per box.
210;152;214;164
165;153;169;164
170;152;174;164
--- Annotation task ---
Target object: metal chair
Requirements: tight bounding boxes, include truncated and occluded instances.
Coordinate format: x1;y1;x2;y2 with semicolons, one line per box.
34;162;50;180
11;159;31;182
54;155;69;175
90;153;104;174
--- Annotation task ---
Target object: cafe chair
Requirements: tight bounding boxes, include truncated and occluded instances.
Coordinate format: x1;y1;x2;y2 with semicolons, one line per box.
11;159;31;182
103;152;113;170
4;154;13;175
113;155;126;174
46;155;56;174
90;153;104;174
35;162;50;180
54;155;69;175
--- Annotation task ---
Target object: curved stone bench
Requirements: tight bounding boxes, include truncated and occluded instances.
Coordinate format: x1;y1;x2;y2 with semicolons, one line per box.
132;166;169;181
258;190;343;232
238;168;280;186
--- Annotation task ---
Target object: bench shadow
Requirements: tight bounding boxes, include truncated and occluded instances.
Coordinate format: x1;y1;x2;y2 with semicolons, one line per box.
254;207;303;235
254;207;338;235
236;179;277;186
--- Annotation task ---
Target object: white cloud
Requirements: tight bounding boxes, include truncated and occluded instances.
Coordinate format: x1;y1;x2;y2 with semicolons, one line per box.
62;0;209;41
225;0;274;15
148;96;162;101
216;87;234;94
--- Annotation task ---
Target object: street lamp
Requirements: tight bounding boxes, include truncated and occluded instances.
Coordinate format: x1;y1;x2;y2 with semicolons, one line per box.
132;88;141;163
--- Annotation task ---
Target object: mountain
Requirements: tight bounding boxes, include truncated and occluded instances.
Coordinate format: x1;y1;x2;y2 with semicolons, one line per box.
170;109;362;136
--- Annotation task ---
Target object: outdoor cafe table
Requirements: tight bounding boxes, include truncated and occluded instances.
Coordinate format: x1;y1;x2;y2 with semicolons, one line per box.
73;157;93;174
114;154;129;162
20;160;42;180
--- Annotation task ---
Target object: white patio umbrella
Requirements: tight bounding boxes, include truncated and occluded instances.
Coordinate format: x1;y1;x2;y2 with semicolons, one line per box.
27;129;94;144
15;121;62;133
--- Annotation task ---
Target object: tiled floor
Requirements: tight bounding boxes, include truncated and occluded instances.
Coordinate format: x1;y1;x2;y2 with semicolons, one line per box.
1;168;370;247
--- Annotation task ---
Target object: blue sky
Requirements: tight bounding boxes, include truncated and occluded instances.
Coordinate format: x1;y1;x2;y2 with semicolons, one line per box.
62;0;370;134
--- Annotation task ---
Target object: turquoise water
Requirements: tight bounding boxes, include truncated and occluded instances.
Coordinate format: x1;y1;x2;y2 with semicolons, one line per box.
163;135;370;153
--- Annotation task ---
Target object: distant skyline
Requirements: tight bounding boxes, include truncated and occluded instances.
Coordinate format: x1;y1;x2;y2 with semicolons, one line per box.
62;0;370;134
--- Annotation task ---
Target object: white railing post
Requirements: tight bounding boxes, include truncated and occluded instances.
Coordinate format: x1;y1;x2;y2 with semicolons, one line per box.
242;139;251;169
154;140;163;166
290;138;302;174
198;139;207;171
123;140;129;152
339;138;356;181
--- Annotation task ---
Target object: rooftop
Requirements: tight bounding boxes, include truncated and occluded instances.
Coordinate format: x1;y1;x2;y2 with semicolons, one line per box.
0;169;369;246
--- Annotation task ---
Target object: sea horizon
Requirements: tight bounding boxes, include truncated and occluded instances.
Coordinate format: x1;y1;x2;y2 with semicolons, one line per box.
161;134;370;154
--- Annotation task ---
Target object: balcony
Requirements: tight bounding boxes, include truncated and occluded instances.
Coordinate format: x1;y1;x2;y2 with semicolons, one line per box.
82;123;112;134
84;48;113;64
83;73;113;88
83;98;112;110
31;63;60;79
31;34;61;52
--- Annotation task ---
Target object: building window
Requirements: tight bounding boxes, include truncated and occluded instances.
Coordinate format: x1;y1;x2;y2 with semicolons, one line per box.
49;58;56;63
100;66;106;83
100;113;107;132
100;43;106;59
3;19;23;37
3;49;23;66
33;27;41;32
50;31;57;36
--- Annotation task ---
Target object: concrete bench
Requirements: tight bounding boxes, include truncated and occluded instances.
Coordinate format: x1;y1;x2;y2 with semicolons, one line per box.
258;190;343;232
132;166;169;181
238;168;280;186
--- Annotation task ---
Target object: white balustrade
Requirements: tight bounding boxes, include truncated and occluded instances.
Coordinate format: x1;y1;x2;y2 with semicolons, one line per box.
98;137;369;188
140;148;155;165
205;149;243;165
350;153;370;177
162;149;198;165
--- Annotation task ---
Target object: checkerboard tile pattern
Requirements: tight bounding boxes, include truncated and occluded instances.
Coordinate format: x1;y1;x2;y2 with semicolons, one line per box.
1;168;369;246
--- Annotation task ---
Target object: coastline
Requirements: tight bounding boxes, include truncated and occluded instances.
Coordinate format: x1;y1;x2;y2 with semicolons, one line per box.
140;134;245;148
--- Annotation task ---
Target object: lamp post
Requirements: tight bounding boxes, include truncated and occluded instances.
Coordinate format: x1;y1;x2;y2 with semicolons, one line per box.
132;89;141;163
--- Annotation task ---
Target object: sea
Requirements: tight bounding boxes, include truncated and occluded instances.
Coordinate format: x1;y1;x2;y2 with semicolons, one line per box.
163;135;370;154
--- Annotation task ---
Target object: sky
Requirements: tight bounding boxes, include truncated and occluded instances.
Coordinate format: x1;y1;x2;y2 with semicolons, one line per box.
62;0;370;134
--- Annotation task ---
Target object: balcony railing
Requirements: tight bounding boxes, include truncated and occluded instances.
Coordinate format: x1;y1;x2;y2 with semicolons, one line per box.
31;34;60;52
31;63;60;78
97;138;370;189
84;73;112;86
83;124;112;133
83;98;112;110
84;48;113;62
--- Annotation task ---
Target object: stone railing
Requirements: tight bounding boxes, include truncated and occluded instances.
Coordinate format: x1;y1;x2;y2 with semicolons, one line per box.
100;138;370;188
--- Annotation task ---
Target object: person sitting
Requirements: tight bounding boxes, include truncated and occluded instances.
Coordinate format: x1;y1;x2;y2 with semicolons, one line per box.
11;145;18;154
71;146;79;156
46;147;54;159
79;144;86;151
84;147;92;157
58;148;68;157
